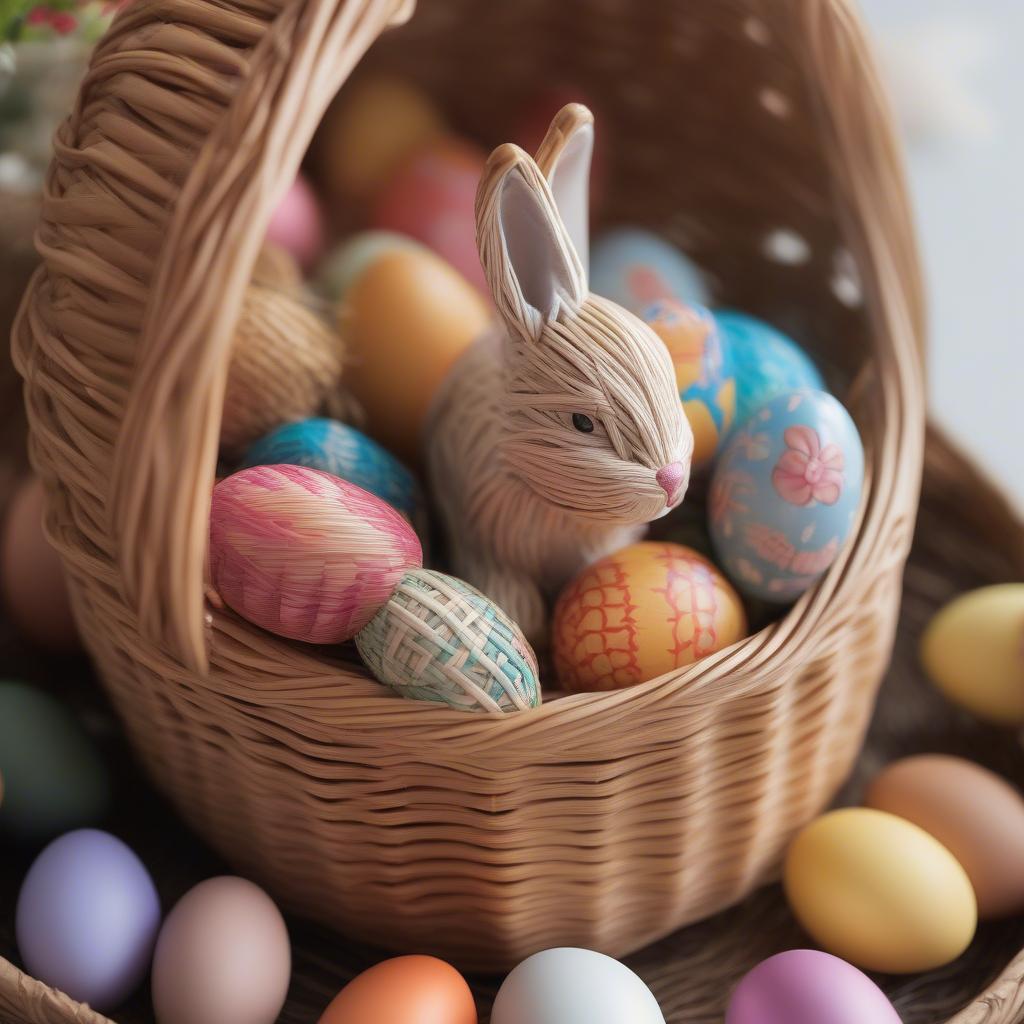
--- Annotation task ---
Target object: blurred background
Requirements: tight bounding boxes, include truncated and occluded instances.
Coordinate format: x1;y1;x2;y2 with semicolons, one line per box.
861;0;1023;503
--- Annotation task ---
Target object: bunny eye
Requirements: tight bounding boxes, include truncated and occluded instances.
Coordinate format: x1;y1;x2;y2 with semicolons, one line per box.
572;413;595;433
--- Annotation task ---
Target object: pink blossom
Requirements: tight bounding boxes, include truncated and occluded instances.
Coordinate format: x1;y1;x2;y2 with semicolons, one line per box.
772;425;844;506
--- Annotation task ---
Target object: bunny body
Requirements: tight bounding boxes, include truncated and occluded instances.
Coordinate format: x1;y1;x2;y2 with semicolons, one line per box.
424;106;694;645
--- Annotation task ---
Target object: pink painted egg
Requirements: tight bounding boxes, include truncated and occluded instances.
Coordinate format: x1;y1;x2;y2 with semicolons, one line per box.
209;465;422;644
371;136;487;294
265;173;324;271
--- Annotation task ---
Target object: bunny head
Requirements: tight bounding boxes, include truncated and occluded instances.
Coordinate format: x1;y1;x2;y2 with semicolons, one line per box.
476;104;694;525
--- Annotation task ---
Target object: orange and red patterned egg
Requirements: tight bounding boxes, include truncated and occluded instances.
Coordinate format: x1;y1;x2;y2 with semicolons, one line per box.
209;465;422;644
552;541;747;693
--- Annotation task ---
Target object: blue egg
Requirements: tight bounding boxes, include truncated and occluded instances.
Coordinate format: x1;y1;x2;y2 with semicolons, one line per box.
243;418;423;528
714;310;824;429
709;390;864;604
590;228;709;314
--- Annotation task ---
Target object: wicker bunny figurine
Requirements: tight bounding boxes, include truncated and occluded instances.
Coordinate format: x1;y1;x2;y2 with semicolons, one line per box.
427;105;694;645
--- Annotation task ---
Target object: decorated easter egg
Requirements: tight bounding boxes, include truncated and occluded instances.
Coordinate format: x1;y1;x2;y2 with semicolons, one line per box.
318;955;476;1024
336;242;490;462
920;584;1024;725
313;74;445;204
865;754;1024;919
590;228;709;314
714;310;824;429
372;136;487;294
265;173;323;271
316;230;423;304
243;418;423;529
0;681;110;843
784;808;977;973
709;389;864;603
725;950;902;1024
1;476;79;650
491;948;665;1024
511;86;608;208
642;298;735;467
209;465;422;644
552;542;747;693
356;568;540;712
152;877;290;1024
222;282;344;456
17;829;161;1010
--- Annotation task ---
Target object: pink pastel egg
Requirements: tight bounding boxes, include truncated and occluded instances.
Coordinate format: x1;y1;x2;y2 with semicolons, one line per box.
265;174;324;271
209;465;422;644
372;136;487;294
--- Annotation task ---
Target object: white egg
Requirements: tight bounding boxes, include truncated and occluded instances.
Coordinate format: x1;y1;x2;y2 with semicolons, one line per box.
491;948;665;1024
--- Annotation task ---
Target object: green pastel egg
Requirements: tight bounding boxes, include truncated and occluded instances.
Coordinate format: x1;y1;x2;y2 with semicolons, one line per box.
0;681;110;843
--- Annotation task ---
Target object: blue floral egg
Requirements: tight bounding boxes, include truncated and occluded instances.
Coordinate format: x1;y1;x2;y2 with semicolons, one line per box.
714;310;824;429
709;390;864;604
590;228;709;314
243;418;424;530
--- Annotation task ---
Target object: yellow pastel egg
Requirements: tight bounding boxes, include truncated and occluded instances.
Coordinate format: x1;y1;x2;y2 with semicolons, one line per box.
921;584;1024;725
337;243;489;464
552;541;747;692
313;74;445;204
784;808;977;974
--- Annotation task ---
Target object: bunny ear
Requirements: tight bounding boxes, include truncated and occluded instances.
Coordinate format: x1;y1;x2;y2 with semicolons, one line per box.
476;142;586;343
534;103;594;281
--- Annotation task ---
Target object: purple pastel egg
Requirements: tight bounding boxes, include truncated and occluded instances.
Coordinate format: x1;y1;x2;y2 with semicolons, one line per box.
726;950;901;1024
16;829;161;1011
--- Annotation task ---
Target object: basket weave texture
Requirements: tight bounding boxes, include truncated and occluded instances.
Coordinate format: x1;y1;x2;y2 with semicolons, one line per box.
12;0;926;971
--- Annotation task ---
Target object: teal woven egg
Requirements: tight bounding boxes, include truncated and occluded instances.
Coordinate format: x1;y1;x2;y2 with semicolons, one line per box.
355;569;541;713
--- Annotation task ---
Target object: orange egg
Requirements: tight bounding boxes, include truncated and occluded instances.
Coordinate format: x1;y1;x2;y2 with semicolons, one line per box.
553;541;747;692
317;955;477;1024
1;477;79;651
338;245;489;464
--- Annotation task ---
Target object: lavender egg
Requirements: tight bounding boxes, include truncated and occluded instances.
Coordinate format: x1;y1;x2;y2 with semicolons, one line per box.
209;465;422;644
243;418;424;530
16;829;161;1010
726;950;902;1024
709;389;864;603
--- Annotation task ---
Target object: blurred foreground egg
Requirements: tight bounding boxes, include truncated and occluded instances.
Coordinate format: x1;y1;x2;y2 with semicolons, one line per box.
372;136;487;293
17;829;160;1010
552;542;746;693
317;955;476;1024
0;680;109;843
265;173;324;271
713;310;824;429
590;228;709;313
152;877;290;1024
865;754;1024;919
726;950;901;1024
1;476;78;650
710;389;863;603
491;948;664;1024
314;74;445;203
921;584;1024;725
210;465;422;644
643;298;735;467
784;808;976;973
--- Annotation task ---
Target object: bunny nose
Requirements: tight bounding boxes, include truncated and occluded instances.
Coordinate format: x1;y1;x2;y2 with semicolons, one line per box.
656;462;686;502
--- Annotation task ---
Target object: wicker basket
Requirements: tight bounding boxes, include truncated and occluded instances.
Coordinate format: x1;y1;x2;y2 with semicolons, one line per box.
11;0;926;971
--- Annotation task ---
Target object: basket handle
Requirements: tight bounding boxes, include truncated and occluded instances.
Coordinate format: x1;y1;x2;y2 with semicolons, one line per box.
109;0;413;672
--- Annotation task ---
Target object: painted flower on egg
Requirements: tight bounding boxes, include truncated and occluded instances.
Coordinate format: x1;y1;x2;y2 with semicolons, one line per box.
772;425;845;507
